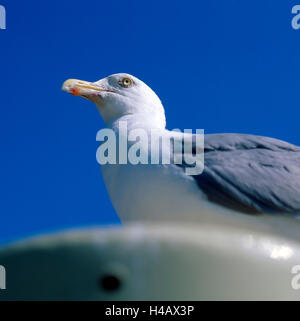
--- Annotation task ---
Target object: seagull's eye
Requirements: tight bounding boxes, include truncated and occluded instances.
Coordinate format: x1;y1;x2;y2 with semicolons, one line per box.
120;77;133;88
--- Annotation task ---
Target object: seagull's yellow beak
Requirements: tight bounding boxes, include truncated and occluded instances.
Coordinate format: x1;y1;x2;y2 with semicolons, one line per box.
62;79;109;99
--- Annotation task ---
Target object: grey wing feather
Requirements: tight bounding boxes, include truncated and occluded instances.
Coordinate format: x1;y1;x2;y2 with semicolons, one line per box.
185;133;300;214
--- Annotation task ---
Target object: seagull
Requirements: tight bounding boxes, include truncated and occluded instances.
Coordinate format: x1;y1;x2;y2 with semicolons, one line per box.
62;73;300;226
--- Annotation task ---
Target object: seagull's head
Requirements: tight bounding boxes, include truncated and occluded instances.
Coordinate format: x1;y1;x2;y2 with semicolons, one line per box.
62;73;166;128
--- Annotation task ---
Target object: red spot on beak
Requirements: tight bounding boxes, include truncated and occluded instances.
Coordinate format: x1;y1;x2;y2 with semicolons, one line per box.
70;87;80;96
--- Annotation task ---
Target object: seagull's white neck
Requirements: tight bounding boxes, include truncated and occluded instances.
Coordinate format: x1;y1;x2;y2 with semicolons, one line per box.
107;113;166;132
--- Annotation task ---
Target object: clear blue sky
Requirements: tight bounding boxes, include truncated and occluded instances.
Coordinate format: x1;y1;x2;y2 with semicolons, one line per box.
1;0;300;243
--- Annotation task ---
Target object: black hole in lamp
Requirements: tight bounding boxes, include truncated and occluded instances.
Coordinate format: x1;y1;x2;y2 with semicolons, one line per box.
99;274;122;292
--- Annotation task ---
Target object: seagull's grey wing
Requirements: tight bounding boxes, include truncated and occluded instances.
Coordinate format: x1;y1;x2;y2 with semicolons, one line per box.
179;133;300;214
